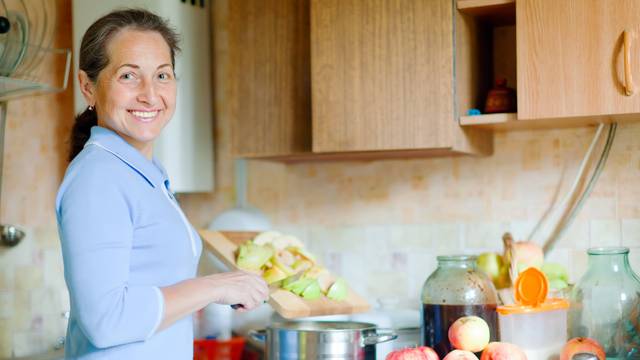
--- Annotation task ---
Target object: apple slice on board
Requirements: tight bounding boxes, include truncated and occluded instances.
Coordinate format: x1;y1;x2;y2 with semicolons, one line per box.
198;230;370;319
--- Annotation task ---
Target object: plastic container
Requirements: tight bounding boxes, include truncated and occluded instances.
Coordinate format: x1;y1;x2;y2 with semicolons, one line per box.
193;337;245;360
497;267;569;360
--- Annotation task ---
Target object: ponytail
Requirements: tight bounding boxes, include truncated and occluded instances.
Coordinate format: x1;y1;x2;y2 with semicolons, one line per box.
68;107;98;161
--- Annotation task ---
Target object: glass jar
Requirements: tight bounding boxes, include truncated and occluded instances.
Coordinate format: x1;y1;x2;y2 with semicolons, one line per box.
421;255;499;358
568;247;640;359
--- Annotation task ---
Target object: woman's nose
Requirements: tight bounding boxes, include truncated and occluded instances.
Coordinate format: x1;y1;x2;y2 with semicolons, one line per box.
137;79;159;105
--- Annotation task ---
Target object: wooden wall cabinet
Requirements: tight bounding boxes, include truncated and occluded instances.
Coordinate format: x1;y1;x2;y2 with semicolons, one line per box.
230;0;492;160
517;0;640;121
310;0;490;155
229;0;312;158
459;0;640;131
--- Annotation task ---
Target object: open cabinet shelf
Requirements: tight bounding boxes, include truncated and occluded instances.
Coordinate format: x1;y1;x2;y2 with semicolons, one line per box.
456;0;517;130
460;112;517;129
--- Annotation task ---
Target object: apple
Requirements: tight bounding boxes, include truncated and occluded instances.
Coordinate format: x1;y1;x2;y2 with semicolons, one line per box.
418;346;440;360
386;347;439;360
560;337;606;360
442;350;478;360
511;241;544;271
448;316;490;352
542;262;569;290
385;348;428;360
477;253;511;289
480;342;527;360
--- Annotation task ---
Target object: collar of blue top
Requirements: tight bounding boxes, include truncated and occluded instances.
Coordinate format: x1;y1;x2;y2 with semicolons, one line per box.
85;125;170;190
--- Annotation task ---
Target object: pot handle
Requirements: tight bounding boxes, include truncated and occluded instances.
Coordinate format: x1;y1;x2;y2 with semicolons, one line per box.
248;329;267;343
362;328;398;346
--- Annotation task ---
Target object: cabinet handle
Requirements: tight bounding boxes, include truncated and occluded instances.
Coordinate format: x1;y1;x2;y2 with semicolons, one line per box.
624;29;634;96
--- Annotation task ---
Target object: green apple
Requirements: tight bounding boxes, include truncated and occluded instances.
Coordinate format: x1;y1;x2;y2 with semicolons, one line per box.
542;262;569;289
326;278;348;301
477;252;511;289
301;280;322;300
236;242;274;271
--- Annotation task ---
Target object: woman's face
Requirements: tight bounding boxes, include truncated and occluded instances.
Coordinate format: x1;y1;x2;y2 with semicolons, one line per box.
80;29;177;156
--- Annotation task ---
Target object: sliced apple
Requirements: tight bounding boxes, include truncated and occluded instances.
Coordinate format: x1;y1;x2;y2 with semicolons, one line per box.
326;278;348;301
236;242;274;271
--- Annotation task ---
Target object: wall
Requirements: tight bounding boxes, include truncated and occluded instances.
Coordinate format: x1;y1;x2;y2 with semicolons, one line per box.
180;0;640;308
0;0;74;357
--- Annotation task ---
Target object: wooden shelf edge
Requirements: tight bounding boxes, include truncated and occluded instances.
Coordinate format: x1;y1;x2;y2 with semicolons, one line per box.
247;148;469;163
460;113;517;127
457;0;516;25
457;0;515;11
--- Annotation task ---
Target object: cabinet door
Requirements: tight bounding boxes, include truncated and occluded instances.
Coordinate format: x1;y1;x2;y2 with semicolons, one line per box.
311;0;455;152
229;0;311;157
518;0;640;120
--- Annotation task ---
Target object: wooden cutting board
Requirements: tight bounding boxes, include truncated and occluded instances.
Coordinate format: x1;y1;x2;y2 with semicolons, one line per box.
198;230;371;319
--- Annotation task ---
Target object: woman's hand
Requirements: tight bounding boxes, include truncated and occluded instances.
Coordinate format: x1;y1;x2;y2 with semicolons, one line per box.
206;271;269;311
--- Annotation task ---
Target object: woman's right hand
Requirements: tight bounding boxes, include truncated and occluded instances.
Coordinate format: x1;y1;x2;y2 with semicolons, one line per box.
206;271;269;311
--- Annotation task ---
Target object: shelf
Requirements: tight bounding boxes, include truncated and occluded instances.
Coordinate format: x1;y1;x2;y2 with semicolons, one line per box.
457;0;515;26
458;0;514;10
460;113;517;129
0;42;72;101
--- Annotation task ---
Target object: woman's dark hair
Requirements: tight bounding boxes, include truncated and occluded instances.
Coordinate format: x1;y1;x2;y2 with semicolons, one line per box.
69;8;181;161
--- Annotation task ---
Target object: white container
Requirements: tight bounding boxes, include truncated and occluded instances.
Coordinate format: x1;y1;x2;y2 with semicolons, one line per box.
497;299;569;360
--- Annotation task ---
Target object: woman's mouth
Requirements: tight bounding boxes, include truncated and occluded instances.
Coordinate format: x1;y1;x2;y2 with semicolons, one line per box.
128;110;160;123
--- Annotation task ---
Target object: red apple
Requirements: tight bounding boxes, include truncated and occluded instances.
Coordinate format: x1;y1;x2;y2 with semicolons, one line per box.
443;350;479;360
448;316;490;352
560;337;606;360
512;241;544;270
386;348;428;360
417;346;440;360
480;342;527;360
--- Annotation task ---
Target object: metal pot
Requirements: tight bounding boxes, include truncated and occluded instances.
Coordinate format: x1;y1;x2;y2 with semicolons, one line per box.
250;321;397;360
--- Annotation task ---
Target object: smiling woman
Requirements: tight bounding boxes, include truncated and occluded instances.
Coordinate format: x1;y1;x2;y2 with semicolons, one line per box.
79;29;177;158
56;8;268;360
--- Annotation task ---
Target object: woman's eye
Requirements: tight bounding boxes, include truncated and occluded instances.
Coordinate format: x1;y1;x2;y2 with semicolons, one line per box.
158;72;172;81
120;72;135;80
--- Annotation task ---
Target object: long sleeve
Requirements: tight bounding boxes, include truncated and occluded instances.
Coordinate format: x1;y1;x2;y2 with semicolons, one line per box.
56;165;164;349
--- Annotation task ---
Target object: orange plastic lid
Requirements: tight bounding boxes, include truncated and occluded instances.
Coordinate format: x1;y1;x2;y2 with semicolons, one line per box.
514;267;548;306
496;267;570;315
497;298;570;315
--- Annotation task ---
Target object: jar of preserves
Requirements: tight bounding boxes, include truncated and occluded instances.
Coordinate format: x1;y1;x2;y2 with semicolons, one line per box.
421;255;499;358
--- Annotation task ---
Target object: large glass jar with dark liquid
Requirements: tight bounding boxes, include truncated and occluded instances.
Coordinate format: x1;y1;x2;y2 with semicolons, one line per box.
421;255;499;358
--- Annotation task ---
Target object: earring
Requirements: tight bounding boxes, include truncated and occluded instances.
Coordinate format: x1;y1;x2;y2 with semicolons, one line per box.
88;105;94;111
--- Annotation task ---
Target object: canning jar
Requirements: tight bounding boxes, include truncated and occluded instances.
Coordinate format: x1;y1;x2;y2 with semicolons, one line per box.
421;255;499;358
568;247;640;358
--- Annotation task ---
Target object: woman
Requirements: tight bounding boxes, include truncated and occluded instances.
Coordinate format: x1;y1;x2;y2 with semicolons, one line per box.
56;9;268;359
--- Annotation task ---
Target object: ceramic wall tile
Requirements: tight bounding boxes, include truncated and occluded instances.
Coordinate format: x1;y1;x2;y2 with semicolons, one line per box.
589;220;622;248
622;219;640;247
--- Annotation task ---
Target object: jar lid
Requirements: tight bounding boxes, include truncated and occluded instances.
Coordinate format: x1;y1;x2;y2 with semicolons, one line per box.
496;298;570;315
514;267;548;306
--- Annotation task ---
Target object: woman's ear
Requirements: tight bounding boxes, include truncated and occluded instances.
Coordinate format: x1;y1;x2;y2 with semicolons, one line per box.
78;70;96;107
